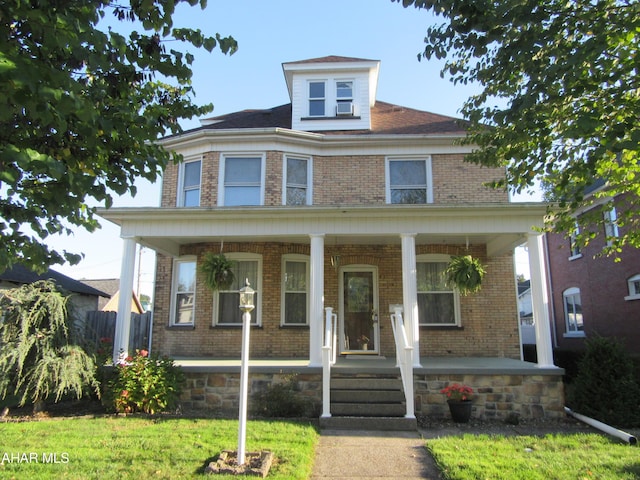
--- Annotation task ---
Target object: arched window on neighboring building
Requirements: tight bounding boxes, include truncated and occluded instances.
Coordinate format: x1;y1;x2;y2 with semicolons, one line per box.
563;287;585;337
625;274;640;301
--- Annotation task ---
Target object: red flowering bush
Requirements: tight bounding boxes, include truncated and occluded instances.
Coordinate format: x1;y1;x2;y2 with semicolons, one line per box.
105;349;185;414
440;383;473;401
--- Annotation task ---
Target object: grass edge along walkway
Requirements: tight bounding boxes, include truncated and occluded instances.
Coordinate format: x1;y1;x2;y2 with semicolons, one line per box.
426;432;640;480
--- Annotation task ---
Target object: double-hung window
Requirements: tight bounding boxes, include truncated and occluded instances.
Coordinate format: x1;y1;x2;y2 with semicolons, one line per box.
179;159;201;207
220;155;264;206
416;255;460;326
214;254;261;326
569;223;582;258
284;155;312;206
309;81;325;117
170;258;196;326
386;157;433;204
563;287;584;336
603;207;619;245
282;255;309;325
336;81;353;115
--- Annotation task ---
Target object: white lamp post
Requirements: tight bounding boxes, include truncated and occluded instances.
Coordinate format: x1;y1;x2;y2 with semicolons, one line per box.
237;279;255;466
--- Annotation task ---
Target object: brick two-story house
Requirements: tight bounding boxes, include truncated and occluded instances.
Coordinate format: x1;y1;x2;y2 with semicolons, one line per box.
100;56;563;423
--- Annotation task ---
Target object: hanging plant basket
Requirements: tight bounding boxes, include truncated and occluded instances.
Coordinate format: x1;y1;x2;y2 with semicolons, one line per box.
445;255;486;296
200;253;235;291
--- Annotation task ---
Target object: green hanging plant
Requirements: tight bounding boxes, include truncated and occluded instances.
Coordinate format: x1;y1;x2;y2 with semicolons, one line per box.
445;255;486;296
200;253;235;291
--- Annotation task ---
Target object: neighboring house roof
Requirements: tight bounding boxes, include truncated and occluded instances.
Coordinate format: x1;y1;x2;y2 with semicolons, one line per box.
518;280;531;296
0;264;109;297
102;290;144;314
81;278;144;313
199;101;466;136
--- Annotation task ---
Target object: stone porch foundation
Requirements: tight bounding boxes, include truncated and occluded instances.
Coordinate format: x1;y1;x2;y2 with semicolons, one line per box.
177;358;565;421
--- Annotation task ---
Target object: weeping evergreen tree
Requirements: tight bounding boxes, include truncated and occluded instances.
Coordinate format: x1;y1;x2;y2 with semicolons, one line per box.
0;280;100;411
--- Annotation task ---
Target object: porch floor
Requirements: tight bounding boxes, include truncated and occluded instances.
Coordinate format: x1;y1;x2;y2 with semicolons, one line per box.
173;356;563;376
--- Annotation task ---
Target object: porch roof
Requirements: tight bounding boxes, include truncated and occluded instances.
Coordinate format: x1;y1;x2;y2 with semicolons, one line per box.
98;203;548;258
172;356;563;376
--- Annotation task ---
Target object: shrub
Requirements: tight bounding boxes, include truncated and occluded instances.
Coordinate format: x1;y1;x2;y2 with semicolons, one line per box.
566;335;640;427
105;350;185;414
0;280;99;411
252;375;311;418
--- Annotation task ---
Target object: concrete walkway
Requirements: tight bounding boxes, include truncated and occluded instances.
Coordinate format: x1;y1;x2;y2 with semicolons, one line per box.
310;429;441;480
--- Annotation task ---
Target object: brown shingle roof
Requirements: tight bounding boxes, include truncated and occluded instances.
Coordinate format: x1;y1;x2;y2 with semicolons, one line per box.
199;101;467;136
283;55;379;65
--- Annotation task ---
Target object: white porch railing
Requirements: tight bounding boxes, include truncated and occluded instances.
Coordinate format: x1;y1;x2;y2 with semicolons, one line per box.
390;307;415;419
321;307;337;418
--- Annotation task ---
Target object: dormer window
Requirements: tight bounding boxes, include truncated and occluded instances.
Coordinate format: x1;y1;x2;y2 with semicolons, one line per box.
336;81;353;115
308;81;325;116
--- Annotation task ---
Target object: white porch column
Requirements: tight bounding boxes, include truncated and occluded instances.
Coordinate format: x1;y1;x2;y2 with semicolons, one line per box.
309;234;325;367
113;238;136;363
401;233;421;367
527;233;555;368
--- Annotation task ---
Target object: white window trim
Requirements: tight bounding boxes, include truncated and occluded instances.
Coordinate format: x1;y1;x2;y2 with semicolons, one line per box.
281;254;310;326
176;156;202;207
562;287;585;338
212;252;263;326
625;274;640;301
416;253;461;327
308;80;326;117
385;156;434;204
282;154;313;206
336;79;354;101
218;154;266;206
169;256;197;326
568;223;582;260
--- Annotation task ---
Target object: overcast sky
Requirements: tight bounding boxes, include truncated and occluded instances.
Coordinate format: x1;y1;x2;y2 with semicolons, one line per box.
47;1;537;297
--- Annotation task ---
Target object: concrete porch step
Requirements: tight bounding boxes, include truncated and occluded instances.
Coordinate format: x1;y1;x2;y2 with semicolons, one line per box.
331;402;407;417
319;415;417;431
331;389;405;403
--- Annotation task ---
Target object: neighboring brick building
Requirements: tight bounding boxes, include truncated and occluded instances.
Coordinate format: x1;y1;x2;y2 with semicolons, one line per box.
545;193;640;355
100;57;563;421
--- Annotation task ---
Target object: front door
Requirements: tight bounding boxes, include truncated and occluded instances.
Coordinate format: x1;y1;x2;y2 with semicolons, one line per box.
340;267;379;354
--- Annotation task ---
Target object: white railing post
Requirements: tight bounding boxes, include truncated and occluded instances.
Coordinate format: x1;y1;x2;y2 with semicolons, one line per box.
321;307;334;418
390;307;415;419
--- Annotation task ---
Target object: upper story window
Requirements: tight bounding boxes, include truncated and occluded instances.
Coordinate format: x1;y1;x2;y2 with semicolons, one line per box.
284;155;312;206
282;255;309;325
308;81;325;117
214;254;261;326
178;159;201;207
626;274;640;301
416;254;460;326
219;155;264;206
569;223;582;259
603;207;619;245
563;287;585;337
170;258;196;326
386;157;433;204
336;81;353;115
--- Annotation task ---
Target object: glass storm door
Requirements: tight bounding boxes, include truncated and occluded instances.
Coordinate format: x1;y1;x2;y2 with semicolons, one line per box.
340;268;378;354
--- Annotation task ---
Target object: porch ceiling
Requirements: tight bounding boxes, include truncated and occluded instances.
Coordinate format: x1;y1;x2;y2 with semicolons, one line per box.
98;203;548;257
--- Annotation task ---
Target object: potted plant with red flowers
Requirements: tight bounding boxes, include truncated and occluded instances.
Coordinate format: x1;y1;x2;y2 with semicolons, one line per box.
441;383;474;423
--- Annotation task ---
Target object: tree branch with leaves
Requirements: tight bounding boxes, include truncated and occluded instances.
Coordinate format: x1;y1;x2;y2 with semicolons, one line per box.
395;0;639;254
0;0;237;272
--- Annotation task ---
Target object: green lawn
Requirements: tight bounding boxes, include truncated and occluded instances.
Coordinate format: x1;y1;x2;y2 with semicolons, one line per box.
0;417;319;479
427;433;640;480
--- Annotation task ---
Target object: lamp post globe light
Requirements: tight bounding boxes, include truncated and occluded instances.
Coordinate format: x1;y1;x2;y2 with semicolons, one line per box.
237;279;254;466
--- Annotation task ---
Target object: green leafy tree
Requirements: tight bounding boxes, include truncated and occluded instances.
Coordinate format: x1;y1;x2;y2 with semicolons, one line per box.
0;1;237;272
0;280;100;412
395;0;639;254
